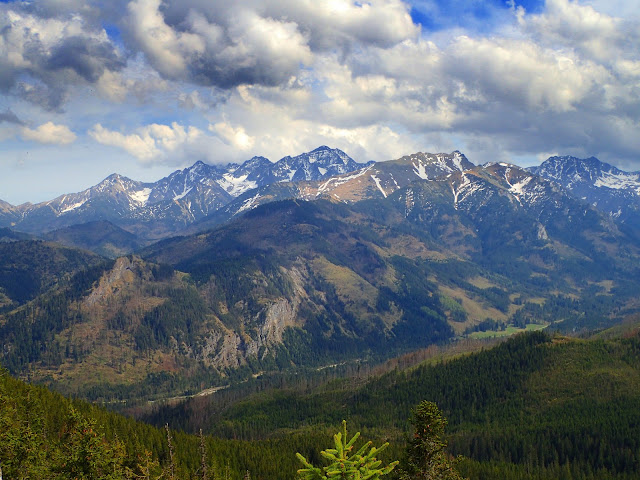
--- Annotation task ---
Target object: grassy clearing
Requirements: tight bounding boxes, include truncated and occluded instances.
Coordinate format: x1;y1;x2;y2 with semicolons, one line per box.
312;257;378;306
467;323;547;339
467;276;495;289
438;285;508;334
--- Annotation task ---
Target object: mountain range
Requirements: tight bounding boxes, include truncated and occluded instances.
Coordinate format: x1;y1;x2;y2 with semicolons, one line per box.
1;146;640;401
0;146;369;243
1;147;640;400
3;147;640;248
2;145;640;480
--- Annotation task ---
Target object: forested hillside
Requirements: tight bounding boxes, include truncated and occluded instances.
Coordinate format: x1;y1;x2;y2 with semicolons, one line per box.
144;331;640;480
3;323;640;479
0;239;104;311
43;220;143;258
0;366;346;480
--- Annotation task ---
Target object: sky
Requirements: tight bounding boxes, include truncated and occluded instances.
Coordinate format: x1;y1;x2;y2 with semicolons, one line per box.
0;0;639;205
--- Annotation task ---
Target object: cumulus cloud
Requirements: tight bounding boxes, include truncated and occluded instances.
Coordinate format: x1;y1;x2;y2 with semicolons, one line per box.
21;121;77;144
123;0;417;89
521;0;632;63
444;35;611;113
89;122;207;163
125;0;312;88
0;5;124;109
193;82;426;164
210;121;255;151
260;0;419;50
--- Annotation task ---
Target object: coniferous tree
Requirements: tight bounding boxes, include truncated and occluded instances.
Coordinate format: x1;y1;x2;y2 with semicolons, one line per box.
199;429;209;480
296;420;398;480
164;424;177;480
399;401;464;480
128;450;162;480
55;407;128;480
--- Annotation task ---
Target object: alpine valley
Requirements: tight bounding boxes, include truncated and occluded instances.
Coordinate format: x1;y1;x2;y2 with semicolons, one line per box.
1;146;640;405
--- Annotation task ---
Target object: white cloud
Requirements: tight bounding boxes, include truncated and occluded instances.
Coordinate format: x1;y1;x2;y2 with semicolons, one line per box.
2;0;640;186
21;121;76;144
445;35;610;113
126;0;204;79
125;0;639;168
196;82;425;164
262;0;419;49
125;0;313;88
521;0;637;64
89;124;158;160
210;122;255;151
263;0;639;166
89;122;205;163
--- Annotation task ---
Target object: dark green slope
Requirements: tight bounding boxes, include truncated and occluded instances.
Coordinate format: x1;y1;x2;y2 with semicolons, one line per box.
146;331;640;479
0;259;115;372
43;220;143;258
0;227;33;242
144;199;455;366
0;238;104;310
0;367;339;480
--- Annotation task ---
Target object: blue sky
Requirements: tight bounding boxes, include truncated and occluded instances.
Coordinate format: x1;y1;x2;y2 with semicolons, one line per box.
409;0;544;31
1;0;639;204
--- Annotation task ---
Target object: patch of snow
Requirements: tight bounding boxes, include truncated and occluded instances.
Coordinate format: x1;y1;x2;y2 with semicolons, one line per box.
236;194;261;214
451;174;482;209
405;188;414;217
389;174;400;189
412;161;430;180
317;165;373;195
61;199;87;213
218;173;257;197
509;176;533;195
277;169;297;183
537;223;549;240
594;171;640;191
451;180;463;210
318;167;327;175
174;187;193;200
130;188;152;205
370;175;387;198
452;152;465;171
173;176;193;200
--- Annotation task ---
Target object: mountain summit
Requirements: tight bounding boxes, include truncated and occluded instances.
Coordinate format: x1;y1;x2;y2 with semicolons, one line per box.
529;155;640;237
